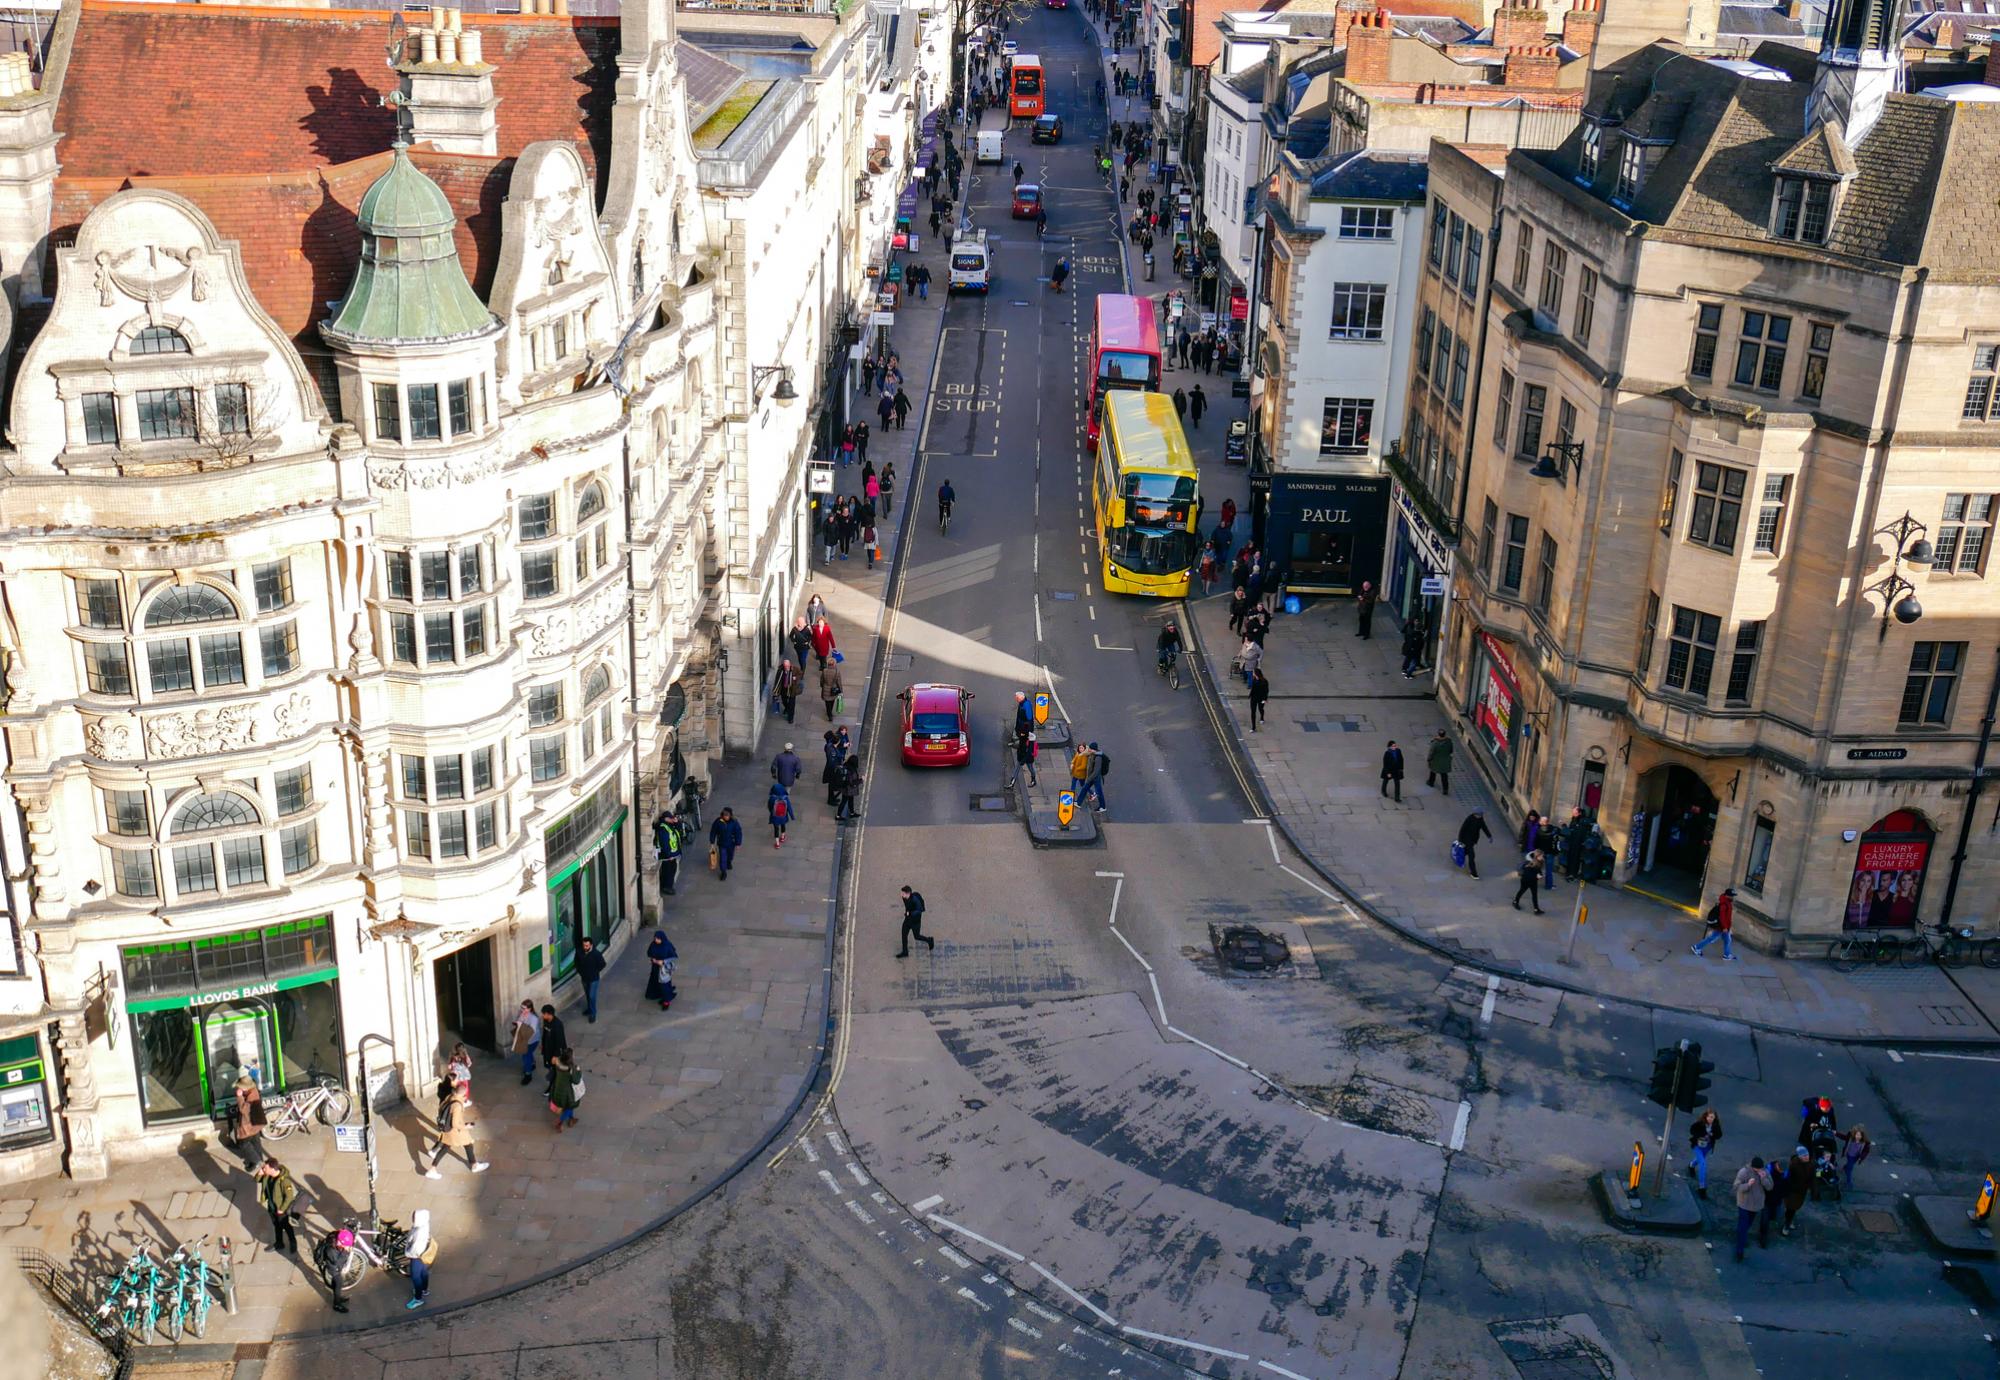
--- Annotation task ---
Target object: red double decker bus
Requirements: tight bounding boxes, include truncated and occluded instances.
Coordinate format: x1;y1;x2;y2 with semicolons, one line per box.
1085;293;1162;452
1009;55;1045;118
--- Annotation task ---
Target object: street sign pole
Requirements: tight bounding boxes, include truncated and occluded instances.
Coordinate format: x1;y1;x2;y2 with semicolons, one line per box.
359;1045;380;1232
1652;1038;1687;1199
1559;879;1588;967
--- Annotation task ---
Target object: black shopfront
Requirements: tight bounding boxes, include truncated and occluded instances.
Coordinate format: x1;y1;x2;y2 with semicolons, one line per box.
1250;468;1391;596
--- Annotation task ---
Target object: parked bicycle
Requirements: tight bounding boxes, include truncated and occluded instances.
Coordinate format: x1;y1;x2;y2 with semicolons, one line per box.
263;1068;354;1140
1899;921;1996;969
93;1247;163;1341
678;777;707;835
318;1217;413;1292
158;1236;212;1341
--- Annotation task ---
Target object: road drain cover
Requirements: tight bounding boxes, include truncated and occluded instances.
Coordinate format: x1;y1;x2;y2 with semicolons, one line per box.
969;794;1008;811
1852;1208;1899;1234
1212;924;1292;973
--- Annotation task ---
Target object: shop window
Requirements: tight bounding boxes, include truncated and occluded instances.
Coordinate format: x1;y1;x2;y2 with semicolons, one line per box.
1319;397;1374;455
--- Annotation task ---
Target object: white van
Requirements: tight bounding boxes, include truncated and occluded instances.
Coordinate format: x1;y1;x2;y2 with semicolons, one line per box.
949;229;991;293
976;129;1005;163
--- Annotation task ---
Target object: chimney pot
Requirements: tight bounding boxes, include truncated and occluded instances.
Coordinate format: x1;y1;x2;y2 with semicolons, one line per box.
419;28;439;63
461;30;484;65
439;29;459;63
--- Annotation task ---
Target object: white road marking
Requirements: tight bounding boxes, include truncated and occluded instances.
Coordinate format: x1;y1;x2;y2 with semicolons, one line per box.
1266;822;1281;865
957;1285;992;1312
912;1193;944;1213
1033;531;1039;573
1092;635;1134;651
818;1169;844;1195
800;1137;820;1164
1094;870;1126;878
846;1199;876;1225
928;1213;1025;1262
1089;604;1096;621
1887;1049;1903;1063
1118;1325;1251;1361
1168;1025;1250;1070
1258;1363;1315;1380
1450;1100;1472;1152
1029;1259;1118;1327
1479;975;1499;1025
1034;594;1044;643
847;1162;870;1185
1243;816;1269;824
1109;923;1153;973
1008;1316;1044;1340
938;1245;976;1269
1147;971;1169;1024
827;1131;848;1154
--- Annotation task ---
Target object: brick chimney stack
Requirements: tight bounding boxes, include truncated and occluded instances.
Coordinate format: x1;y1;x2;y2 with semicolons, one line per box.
1346;10;1394;84
399;8;500;156
1561;0;1601;56
1502;44;1561;87
1332;0;1378;51
0;51;56;303
1491;6;1550;50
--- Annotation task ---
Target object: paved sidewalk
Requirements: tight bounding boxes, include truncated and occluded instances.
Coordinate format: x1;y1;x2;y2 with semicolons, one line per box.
0;164;958;1352
1184;592;2000;1044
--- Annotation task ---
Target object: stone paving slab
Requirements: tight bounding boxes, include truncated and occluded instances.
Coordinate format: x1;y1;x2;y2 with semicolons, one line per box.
1184;555;2000;1046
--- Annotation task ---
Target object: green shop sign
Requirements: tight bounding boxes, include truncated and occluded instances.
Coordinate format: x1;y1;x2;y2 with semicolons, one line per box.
125;965;341;1015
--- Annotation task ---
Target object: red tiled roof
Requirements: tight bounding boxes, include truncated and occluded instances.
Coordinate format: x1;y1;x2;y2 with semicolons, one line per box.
55;3;619;198
51;148;511;348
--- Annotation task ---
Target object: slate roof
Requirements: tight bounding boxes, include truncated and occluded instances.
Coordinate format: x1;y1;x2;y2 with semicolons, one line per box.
1302;147;1429;200
1771;120;1857;175
682;41;751;125
1530;39;2000;272
1719;3;1812;37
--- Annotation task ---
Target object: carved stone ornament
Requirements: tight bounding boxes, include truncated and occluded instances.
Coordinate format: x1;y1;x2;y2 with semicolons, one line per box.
531;184;585;248
272;691;313;738
366;451;503;491
95;244;210;308
527;580;629;659
83;712;141;761
645;94;677;196
145;705;258;760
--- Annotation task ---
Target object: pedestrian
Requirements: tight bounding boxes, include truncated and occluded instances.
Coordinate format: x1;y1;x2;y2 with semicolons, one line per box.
820;656;844;721
929;206;942;238
877;391;895;430
823;727;849;805
1228;585;1250;634
1560;807;1589;879
855;419;871;462
811;616;837;667
1248;667;1270;731
1457;809;1493;878
881;461;896;516
1011;726;1039;786
1244;600;1271;645
1400;621;1425;678
1692;887;1739;960
572;936;606;1023
772;741;804;795
893;387;912;429
806;591;828;628
1687;1109;1723;1199
1014;689;1034;738
864;521;881;569
1199;542;1217;594
790;615;814;669
1188;384;1206;428
1082;741;1109;812
769;778;793;846
1732;1156;1772;1261
838;428;857;471
425;1079;488;1176
897;885;937;956
228;1074;269;1168
1380;740;1405;801
1841;1126;1873;1189
1069;742;1091;800
1238;636;1263;685
837;756;863;821
864;468;881;508
1513;850;1545;914
538;1004;567;1076
836;501;855;560
774;658;802;724
653;809;683;896
509;1000;540;1084
914;263;930;299
645;929;677;1010
254;1158;300;1255
1426;730;1453;795
1172;386;1187;419
1356;581;1377;639
319;1226;356;1313
547;1050;581;1133
709;807;742;881
1780;1146;1813;1234
402;1209;436;1311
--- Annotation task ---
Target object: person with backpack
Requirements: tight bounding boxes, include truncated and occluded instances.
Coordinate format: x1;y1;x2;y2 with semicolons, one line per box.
547;1050;582;1133
254;1158;301;1255
769;778;793;847
1083;742;1109;813
1692;887;1738;960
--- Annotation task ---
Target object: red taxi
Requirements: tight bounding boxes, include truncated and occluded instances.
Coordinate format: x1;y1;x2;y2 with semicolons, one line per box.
898;684;974;767
1011;183;1043;219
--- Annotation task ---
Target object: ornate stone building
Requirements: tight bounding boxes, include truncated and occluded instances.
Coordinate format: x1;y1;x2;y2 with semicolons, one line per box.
0;0;917;1181
1444;17;2000;949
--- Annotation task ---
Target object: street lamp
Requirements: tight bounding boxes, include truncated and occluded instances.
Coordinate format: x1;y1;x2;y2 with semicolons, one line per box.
751;364;798;405
1527;439;1585;485
1866;510;1931;629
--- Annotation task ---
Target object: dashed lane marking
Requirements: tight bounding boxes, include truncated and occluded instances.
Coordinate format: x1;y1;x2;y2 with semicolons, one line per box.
912;1193;944;1213
817;1169;844;1195
1450;1100;1472;1152
939;1245;976;1269
1480;974;1499;1025
928;1212;1026;1262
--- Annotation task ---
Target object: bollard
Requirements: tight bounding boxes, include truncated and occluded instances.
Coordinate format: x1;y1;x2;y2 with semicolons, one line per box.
1627;1141;1644;1199
1972;1172;1996;1224
217;1236;238;1314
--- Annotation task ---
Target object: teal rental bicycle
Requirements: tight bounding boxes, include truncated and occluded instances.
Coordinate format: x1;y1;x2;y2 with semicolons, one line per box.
160;1236;212;1340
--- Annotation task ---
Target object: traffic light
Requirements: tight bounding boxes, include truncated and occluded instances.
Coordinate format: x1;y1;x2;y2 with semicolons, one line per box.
1674;1042;1715;1113
1647;1047;1679;1108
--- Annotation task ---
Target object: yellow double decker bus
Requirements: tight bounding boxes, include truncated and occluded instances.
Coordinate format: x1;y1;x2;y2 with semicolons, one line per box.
1093;390;1200;597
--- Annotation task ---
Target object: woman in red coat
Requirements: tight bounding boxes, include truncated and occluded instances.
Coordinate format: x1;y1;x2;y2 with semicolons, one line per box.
809;617;837;668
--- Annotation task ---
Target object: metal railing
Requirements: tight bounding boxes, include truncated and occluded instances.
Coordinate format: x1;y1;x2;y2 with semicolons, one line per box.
11;1246;134;1379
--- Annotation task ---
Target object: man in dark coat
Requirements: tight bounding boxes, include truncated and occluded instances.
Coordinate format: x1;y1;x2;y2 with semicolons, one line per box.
1380;741;1405;801
1457;809;1493;878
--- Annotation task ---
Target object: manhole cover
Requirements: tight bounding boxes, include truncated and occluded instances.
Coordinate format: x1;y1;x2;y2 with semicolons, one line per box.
1212;924;1291;972
1050;590;1078;601
969;794;1008;811
1921;1005;1974;1026
1488;1317;1619;1380
886;653;913;670
1852;1208;1899;1234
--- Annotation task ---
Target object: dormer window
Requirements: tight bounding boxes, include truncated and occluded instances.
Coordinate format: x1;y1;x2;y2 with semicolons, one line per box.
1578;124;1601;185
1613;139;1645;205
1771;176;1833;244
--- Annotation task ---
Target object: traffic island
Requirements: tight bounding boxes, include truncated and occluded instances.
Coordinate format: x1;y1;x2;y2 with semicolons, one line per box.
1016;771;1100;846
1593;1171;1704;1236
1910;1196;1999;1256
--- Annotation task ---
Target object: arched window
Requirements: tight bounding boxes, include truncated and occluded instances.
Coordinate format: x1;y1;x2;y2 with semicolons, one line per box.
144;584;236;628
574;481;611;583
170;791;261;836
579;664;616;763
130;325;192;356
576;482;607;524
583;665;612;706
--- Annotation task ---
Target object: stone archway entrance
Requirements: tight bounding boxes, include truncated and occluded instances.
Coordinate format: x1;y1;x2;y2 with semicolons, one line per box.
1631;764;1719;906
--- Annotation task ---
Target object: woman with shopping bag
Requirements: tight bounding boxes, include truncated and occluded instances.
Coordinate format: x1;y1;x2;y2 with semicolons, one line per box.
708;807;743;881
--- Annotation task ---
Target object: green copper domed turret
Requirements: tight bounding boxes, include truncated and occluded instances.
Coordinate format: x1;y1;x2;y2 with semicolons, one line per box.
324;145;494;344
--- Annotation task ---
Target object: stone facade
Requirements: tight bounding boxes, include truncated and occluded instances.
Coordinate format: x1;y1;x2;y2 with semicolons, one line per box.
0;0;918;1181
1443;37;2000;949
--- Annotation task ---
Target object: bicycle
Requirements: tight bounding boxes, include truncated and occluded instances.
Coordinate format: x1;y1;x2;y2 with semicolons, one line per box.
158;1236;211;1341
319;1218;413;1293
263;1069;354;1139
679;777;707;835
1157;647;1180;691
94;1247;163;1341
1826;931;1900;972
1899;921;1983;969
939;502;953;536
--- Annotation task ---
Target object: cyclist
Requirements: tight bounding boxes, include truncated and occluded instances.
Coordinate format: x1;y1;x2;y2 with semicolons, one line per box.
1156;620;1183;675
1035;206;1048;239
1051;256;1070;292
937;479;956;527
